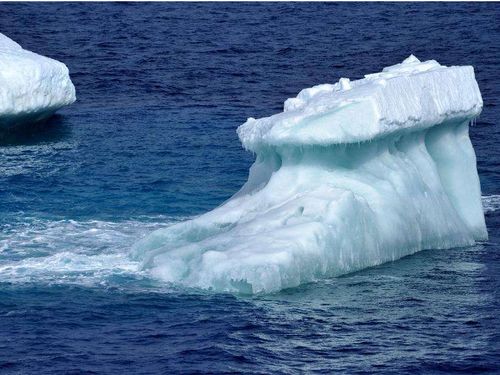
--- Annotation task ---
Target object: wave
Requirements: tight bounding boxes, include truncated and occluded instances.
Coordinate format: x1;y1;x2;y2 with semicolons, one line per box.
0;216;179;287
482;195;500;214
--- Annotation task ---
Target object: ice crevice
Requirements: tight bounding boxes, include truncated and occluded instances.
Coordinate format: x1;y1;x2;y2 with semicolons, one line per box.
133;55;488;294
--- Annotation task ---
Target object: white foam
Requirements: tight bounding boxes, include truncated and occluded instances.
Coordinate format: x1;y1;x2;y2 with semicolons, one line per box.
0;33;76;129
0;217;175;285
482;195;500;214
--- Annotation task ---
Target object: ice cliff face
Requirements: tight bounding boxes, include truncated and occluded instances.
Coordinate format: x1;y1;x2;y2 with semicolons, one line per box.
0;33;76;129
133;56;487;294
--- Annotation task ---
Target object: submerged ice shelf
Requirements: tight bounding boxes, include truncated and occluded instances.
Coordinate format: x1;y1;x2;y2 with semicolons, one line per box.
134;56;487;294
0;33;75;129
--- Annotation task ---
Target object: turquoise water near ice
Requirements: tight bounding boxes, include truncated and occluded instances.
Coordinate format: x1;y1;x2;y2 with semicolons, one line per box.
0;3;499;373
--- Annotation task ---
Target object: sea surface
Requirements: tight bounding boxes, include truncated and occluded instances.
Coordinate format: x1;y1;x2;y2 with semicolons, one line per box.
0;3;499;374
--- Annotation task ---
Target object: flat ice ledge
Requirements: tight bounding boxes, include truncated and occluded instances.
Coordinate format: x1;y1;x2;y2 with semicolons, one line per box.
238;56;483;151
0;33;76;129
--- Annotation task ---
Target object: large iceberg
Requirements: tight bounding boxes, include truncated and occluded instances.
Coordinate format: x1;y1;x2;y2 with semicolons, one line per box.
133;55;487;294
0;33;75;129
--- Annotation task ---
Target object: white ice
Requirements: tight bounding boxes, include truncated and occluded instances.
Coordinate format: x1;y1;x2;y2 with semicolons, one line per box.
133;56;488;294
0;33;76;129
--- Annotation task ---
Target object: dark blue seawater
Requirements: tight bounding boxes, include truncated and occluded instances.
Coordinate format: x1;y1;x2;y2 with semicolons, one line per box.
0;3;499;373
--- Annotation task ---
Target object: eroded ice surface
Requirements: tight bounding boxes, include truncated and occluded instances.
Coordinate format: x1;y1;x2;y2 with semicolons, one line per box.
0;33;76;129
133;56;487;294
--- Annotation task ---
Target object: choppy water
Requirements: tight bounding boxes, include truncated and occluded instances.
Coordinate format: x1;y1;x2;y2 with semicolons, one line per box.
0;3;499;373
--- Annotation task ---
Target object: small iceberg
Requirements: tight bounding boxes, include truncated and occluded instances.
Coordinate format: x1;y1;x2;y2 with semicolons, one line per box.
133;56;487;294
0;33;76;129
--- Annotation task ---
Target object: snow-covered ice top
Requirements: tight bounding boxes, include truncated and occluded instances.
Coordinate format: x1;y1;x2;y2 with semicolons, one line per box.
238;55;482;151
0;33;76;129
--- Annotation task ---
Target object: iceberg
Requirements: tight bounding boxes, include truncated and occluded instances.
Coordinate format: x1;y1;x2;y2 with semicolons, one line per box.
133;55;487;294
0;33;75;129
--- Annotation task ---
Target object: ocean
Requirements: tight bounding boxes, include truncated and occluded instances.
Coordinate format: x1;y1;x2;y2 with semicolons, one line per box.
0;3;499;373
